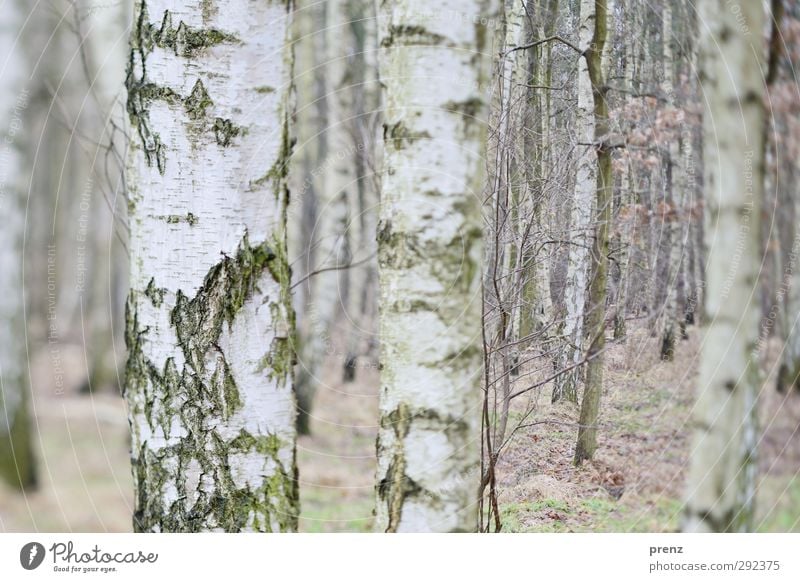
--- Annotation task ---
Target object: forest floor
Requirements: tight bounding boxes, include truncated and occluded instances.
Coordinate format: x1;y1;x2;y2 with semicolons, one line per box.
2;323;799;532
496;324;800;532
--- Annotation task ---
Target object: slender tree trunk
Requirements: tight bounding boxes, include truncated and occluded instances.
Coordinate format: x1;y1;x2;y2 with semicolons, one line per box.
574;0;610;465
322;0;355;369
75;0;130;394
292;0;329;435
375;0;496;532
658;0;687;360
613;3;636;340
0;0;37;491
553;0;595;404
778;169;800;391
682;0;765;532
520;0;557;346
343;0;380;380
125;0;299;532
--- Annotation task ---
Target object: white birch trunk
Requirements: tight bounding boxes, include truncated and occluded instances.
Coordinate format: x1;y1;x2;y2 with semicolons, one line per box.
682;0;765;532
0;0;36;490
553;0;595;403
125;0;298;532
375;0;496;532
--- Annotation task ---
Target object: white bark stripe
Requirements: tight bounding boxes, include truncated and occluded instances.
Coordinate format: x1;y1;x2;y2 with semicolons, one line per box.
125;0;298;532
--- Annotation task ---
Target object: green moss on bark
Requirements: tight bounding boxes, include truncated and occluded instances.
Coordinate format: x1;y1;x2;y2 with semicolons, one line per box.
125;232;299;531
380;25;446;48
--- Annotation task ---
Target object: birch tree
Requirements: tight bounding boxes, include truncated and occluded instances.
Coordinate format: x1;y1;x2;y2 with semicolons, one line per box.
682;0;765;532
125;0;298;532
375;0;496;532
552;0;596;403
0;0;36;490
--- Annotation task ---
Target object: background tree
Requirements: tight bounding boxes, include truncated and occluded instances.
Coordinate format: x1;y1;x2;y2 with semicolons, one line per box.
0;0;36;491
573;0;611;464
552;0;596;404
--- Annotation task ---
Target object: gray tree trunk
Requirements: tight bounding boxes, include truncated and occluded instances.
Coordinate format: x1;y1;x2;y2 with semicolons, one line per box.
0;0;36;490
552;0;596;403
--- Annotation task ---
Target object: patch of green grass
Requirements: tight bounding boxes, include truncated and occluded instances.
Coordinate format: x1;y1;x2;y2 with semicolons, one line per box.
757;475;800;532
500;498;573;532
501;494;681;533
299;486;374;533
578;496;681;532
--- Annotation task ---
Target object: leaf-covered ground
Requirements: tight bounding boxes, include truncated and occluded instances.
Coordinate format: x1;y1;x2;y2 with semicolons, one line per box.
495;324;800;532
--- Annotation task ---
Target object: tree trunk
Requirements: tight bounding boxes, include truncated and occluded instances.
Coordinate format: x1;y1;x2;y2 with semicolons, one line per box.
292;0;330;435
613;1;637;341
343;0;380;381
552;0;596;404
658;0;687;361
124;0;299;532
75;0;130;394
778;180;800;391
375;0;495;532
0;0;37;491
574;0;611;465
520;0;557;347
682;0;765;532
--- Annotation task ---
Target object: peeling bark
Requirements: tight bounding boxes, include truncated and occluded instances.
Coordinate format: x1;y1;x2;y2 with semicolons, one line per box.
125;0;298;532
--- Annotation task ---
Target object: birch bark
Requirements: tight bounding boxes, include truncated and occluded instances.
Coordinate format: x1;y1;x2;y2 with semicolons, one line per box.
375;0;496;532
125;0;298;532
682;0;765;532
552;0;595;403
573;0;611;464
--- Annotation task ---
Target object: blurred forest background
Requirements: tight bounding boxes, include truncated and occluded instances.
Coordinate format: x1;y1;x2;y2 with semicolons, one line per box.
2;0;800;532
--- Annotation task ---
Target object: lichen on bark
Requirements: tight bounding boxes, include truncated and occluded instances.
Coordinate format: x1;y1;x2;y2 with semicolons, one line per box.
125;0;299;532
126;233;298;531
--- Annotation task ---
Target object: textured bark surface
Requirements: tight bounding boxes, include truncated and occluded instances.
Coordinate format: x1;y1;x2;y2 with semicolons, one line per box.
0;0;36;491
375;0;496;532
682;0;765;533
125;0;298;532
552;0;595;404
